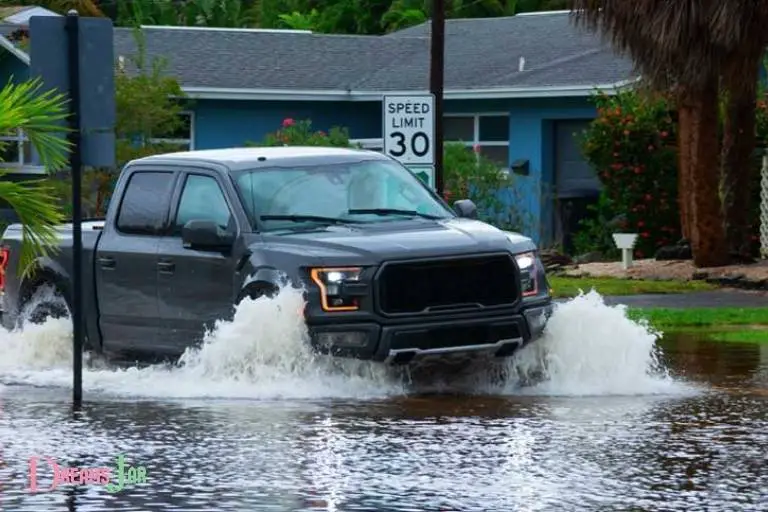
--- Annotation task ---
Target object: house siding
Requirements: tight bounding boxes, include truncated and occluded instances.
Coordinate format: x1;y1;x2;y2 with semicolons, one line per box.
192;100;383;149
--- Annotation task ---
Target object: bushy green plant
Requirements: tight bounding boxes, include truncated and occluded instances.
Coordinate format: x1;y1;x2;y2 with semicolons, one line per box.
258;118;356;147
443;143;530;233
579;90;680;258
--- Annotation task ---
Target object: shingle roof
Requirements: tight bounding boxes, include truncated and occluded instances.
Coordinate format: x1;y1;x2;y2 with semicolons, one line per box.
76;11;638;94
113;28;426;91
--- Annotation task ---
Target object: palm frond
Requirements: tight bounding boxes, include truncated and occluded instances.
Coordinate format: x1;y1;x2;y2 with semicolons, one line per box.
0;77;71;172
0;173;65;277
0;77;70;276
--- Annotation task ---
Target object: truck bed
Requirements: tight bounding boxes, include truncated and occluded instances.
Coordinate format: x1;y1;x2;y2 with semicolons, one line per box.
1;219;105;330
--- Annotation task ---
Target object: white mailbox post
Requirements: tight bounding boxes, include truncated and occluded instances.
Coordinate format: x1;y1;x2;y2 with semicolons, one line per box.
612;233;639;270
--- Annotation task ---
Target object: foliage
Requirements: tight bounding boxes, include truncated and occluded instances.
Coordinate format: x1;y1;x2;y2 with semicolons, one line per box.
33;0;567;34
0;78;69;276
576;87;768;260
116;0;258;28
577;89;680;259
256;118;356;147
442;143;529;232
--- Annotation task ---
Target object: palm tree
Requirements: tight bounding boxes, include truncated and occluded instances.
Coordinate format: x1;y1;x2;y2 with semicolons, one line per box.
0;78;70;276
570;0;732;267
709;3;768;260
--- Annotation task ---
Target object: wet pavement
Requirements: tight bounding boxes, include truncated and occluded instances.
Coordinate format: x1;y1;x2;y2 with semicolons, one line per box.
0;291;767;511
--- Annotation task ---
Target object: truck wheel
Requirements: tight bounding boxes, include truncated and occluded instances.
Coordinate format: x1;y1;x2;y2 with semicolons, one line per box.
23;284;71;325
22;284;95;352
237;285;278;305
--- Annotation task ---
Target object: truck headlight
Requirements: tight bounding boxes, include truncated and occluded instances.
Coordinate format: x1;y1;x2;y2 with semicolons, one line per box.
515;252;539;297
309;267;362;311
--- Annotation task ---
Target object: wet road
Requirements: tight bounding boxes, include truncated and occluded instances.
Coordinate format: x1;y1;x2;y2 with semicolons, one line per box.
1;291;767;511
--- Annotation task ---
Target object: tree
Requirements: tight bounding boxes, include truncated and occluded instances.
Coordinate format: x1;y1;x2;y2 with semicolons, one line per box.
0;78;69;276
571;1;742;268
710;3;768;260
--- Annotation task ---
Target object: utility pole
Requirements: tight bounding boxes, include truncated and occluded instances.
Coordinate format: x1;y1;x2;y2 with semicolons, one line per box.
430;0;445;197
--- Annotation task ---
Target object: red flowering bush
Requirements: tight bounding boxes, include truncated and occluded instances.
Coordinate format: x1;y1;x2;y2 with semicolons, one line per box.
259;118;356;147
577;90;680;258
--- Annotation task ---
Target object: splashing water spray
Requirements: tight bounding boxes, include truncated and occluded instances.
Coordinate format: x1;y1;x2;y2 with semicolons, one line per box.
0;283;682;399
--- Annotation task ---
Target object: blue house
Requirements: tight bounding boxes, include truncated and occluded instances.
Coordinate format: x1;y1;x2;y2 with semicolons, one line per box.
0;8;636;247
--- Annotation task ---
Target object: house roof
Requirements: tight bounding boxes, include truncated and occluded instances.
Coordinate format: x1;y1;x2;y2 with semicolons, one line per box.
10;10;638;101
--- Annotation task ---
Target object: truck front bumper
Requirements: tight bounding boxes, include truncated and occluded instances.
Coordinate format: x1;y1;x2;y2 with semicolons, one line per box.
308;301;553;365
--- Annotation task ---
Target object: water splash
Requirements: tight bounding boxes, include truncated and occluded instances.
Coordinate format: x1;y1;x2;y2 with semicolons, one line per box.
0;286;685;399
507;290;678;396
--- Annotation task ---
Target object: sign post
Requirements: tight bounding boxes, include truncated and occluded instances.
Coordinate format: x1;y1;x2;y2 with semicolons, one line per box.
382;94;436;189
30;11;116;408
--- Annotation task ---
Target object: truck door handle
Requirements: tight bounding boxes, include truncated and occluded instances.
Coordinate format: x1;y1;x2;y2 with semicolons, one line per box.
157;261;175;274
98;257;116;269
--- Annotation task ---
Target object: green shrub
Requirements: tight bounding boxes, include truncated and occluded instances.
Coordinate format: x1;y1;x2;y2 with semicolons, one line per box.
579;89;768;259
443;143;530;232
579;90;680;258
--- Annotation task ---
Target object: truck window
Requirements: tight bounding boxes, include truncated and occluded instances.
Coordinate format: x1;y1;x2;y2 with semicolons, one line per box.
174;174;232;234
116;171;175;235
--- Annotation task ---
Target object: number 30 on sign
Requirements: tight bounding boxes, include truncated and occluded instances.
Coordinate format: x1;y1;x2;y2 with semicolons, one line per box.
383;94;435;166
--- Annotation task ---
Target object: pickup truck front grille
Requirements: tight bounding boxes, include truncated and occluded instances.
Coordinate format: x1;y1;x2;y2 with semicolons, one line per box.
376;254;519;315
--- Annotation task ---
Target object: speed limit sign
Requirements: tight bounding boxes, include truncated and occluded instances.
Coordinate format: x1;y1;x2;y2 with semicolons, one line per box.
382;94;435;166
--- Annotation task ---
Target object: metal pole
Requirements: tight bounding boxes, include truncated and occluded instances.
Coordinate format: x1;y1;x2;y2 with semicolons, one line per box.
67;10;83;406
430;0;445;197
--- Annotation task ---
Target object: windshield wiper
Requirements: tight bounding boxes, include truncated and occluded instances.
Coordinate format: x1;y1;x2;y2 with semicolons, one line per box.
347;208;443;220
259;214;364;225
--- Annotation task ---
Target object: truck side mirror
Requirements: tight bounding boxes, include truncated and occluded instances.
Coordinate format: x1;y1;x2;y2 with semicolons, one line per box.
182;219;234;250
453;199;478;219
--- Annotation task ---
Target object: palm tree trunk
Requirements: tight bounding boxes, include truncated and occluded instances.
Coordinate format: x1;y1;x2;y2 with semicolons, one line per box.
677;106;692;240
679;83;730;267
721;75;757;260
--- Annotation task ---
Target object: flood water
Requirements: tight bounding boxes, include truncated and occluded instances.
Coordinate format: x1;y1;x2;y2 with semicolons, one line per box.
0;289;766;511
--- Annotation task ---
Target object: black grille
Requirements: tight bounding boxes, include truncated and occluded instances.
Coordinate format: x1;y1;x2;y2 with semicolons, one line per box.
377;254;519;315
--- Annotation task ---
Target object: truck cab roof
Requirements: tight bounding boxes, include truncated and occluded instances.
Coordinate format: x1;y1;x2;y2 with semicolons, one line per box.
128;146;390;172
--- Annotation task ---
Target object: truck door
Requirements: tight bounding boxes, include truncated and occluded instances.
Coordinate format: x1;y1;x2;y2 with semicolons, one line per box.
156;170;240;350
95;169;177;354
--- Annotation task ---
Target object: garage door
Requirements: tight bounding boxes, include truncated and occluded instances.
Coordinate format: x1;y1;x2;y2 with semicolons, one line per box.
555;120;600;199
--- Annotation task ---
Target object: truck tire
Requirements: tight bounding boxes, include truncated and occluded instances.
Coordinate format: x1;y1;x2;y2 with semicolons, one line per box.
22;283;95;352
236;284;278;305
23;283;71;325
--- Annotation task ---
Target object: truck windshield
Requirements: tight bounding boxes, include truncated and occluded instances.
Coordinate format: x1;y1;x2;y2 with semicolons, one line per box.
232;158;455;231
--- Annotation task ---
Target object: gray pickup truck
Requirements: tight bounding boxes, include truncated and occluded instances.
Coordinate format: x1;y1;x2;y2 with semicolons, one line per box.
0;146;553;365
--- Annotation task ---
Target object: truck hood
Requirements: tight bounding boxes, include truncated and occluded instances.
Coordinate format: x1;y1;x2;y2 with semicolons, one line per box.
258;218;536;262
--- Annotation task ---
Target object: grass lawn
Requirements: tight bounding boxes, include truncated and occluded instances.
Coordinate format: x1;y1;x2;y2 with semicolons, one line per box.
707;330;768;344
627;307;768;344
548;276;717;298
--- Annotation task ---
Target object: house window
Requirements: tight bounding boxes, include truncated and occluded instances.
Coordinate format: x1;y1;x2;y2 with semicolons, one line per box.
444;113;510;168
149;111;194;151
0;129;32;166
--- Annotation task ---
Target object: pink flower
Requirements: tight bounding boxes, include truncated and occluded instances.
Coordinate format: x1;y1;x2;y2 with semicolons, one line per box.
472;144;480;153
282;118;295;128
